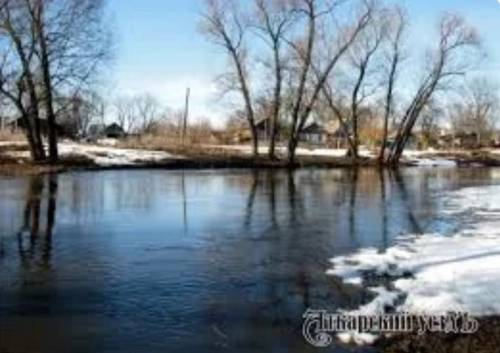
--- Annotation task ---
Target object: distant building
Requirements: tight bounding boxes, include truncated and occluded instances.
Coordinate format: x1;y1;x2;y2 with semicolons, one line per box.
299;122;328;144
299;121;350;147
87;123;126;140
254;117;284;142
104;123;126;138
328;126;350;149
231;118;350;148
455;132;481;149
386;132;419;150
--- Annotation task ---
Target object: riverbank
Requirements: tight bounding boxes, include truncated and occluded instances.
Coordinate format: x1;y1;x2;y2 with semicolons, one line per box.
1;165;499;353
328;182;500;350
0;140;375;175
2;140;500;175
377;316;500;353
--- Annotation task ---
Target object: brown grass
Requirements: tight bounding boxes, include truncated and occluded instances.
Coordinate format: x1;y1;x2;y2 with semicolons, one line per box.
118;134;234;158
377;316;500;353
0;129;26;142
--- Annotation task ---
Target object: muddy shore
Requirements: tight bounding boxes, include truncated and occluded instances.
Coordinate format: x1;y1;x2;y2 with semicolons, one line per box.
376;316;500;353
2;143;500;176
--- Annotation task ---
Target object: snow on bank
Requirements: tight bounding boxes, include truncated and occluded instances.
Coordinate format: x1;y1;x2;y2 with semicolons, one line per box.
0;141;26;147
327;184;500;344
211;144;462;165
2;141;183;166
59;142;183;166
409;158;457;167
403;149;457;167
210;145;375;158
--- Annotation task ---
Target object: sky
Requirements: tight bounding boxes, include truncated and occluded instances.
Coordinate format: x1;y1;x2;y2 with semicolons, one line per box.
106;0;500;127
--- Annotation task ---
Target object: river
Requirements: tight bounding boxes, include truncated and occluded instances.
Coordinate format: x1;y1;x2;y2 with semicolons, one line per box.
1;168;499;353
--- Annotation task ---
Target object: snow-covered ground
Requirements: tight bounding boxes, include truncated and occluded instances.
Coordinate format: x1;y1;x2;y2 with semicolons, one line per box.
0;140;493;167
59;142;183;166
408;158;457;167
402;148;457;167
2;140;183;166
210;144;458;166
328;184;500;344
211;144;374;158
0;141;26;147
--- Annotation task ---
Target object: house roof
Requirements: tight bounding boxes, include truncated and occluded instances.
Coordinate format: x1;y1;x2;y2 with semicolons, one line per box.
105;123;124;132
255;117;271;129
302;122;327;134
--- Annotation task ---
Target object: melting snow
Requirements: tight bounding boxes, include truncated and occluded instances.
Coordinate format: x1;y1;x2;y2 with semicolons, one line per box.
1;141;183;166
410;158;457;167
328;184;500;344
58;142;183;166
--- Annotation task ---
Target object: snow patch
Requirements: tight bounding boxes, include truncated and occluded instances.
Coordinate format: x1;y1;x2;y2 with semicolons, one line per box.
328;185;500;344
2;141;184;166
58;142;183;166
410;158;457;167
210;145;374;158
0;141;26;147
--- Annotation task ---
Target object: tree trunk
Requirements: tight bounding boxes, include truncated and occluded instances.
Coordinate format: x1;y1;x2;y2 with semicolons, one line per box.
379;59;397;163
379;120;389;163
28;112;45;162
268;44;282;160
287;136;298;166
22;114;43;162
36;4;58;164
5;20;46;162
250;124;258;157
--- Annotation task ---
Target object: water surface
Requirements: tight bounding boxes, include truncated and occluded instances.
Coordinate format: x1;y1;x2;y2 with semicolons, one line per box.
1;168;499;353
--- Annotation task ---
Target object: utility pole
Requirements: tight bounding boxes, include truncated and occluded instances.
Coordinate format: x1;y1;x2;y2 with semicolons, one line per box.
182;87;190;144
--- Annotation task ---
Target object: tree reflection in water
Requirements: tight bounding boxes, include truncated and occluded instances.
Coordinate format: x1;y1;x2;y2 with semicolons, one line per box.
0;169;495;353
17;174;58;271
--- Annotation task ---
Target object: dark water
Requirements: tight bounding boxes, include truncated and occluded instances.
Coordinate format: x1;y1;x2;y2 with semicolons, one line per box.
1;168;499;353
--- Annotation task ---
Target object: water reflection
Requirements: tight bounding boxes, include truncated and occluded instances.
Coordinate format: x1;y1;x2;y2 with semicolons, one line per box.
8;174;58;272
0;168;499;353
237;168;439;253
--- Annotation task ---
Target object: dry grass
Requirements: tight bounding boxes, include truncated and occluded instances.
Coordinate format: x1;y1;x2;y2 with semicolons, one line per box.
378;316;500;353
0;129;26;142
118;133;233;158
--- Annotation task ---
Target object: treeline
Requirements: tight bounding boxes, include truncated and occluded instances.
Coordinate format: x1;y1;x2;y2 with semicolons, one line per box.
200;0;483;165
0;0;111;163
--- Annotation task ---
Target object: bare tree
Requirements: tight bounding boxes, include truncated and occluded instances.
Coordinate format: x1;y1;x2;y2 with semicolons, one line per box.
0;0;45;161
378;5;406;162
28;0;58;162
27;0;111;163
134;94;160;134
386;14;480;165
74;91;106;137
114;96;136;133
320;2;383;160
200;0;259;158
0;0;111;163
285;0;372;164
252;0;294;159
114;93;162;134
348;10;384;158
449;77;498;147
418;99;442;148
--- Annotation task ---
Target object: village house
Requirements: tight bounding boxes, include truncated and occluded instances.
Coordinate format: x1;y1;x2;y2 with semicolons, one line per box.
255;117;272;142
87;123;126;140
299;122;327;144
299;120;350;148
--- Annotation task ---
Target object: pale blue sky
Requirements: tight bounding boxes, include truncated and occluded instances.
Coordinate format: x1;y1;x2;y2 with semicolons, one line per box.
106;0;500;126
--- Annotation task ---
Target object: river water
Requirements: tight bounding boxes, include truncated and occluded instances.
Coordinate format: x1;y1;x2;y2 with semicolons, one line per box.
1;168;499;353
